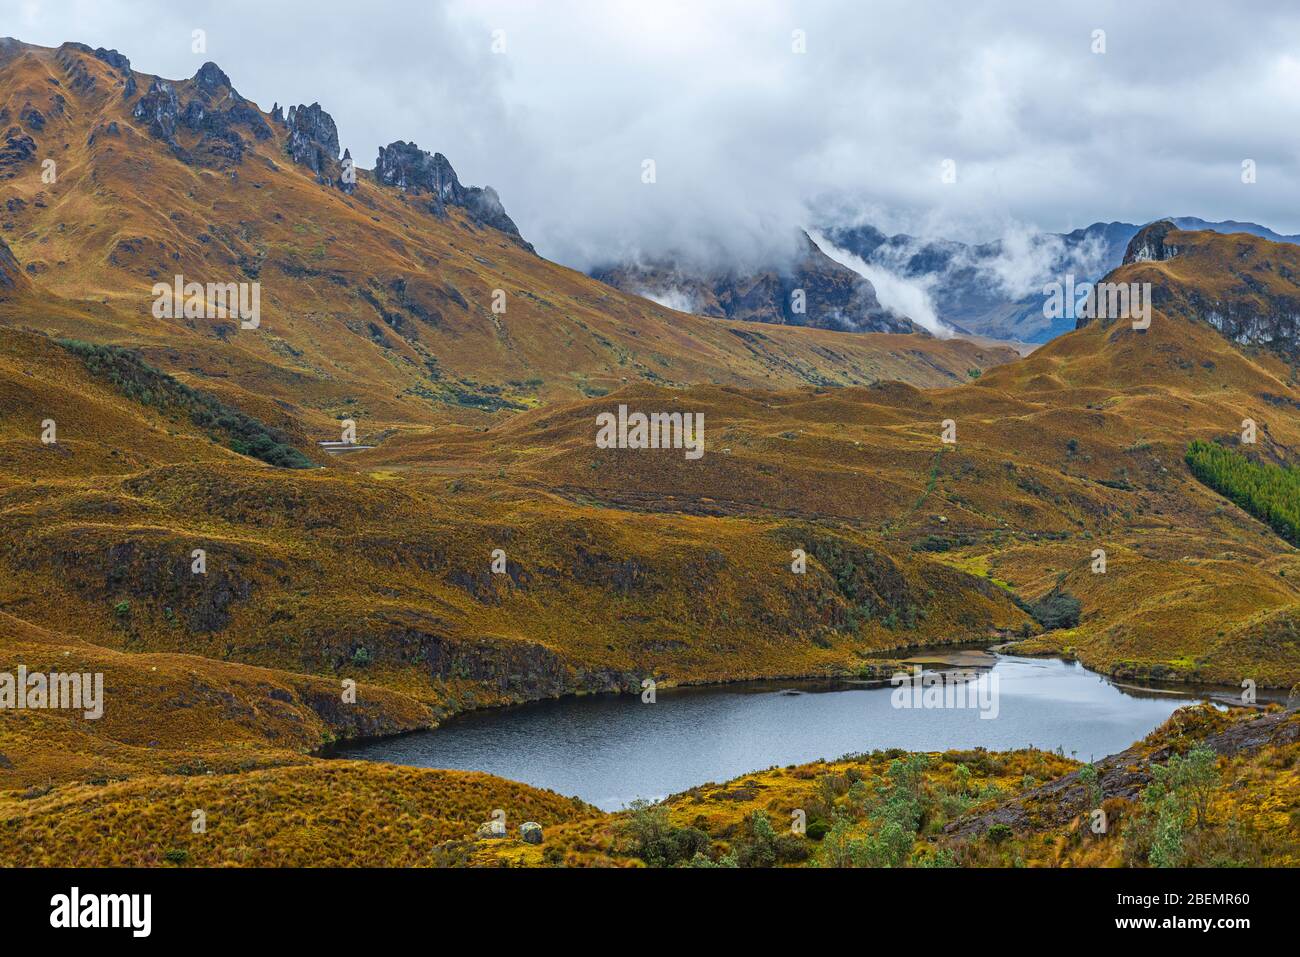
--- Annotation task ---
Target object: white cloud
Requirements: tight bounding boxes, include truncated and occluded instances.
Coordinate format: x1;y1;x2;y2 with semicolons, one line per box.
809;230;951;337
8;0;1299;271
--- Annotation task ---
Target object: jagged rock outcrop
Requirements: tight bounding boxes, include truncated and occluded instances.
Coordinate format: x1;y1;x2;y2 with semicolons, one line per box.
57;42;135;96
132;78;180;142
374;140;530;247
93;47;135;97
285;102;339;177
1123;219;1180;264
0;124;37;175
283;102;353;193
131;61;269;168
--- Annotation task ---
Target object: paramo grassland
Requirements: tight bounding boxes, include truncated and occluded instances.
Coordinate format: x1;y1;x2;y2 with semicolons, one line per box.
0;39;1298;867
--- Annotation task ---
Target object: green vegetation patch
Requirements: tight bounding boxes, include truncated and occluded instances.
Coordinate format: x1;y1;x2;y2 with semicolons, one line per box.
1186;440;1300;545
57;339;313;469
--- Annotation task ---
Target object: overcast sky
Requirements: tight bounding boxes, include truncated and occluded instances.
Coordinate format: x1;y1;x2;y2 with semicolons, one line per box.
7;0;1300;271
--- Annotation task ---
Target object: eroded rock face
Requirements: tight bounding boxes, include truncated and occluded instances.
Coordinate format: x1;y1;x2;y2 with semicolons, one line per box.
132;78;181;142
1123;219;1180;264
374;140;530;247
0;126;36;174
131;62;269;168
284;102;353;193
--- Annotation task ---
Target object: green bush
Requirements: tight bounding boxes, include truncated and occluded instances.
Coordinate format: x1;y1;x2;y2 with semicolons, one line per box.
1020;589;1082;630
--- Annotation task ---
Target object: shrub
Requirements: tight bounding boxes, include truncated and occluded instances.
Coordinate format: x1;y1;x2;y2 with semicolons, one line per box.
1021;589;1082;630
57;340;313;469
619;800;712;866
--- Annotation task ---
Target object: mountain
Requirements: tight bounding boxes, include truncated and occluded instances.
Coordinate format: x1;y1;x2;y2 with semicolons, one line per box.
1;35;1298;870
1085;220;1300;360
591;230;921;334
0;37;1007;447
822;216;1300;344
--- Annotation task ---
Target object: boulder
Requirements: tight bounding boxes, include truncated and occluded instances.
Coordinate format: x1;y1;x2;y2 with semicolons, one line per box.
475;820;506;840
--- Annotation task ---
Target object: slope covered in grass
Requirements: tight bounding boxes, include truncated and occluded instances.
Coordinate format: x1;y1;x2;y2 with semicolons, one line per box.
58;340;314;468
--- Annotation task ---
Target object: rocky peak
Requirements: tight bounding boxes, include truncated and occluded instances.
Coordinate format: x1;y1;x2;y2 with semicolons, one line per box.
131;61;269;168
193;61;232;95
374;140;529;247
270;103;285;125
375;141;460;200
1124;220;1181;265
93;47;130;74
284;102;352;192
53;43;134;97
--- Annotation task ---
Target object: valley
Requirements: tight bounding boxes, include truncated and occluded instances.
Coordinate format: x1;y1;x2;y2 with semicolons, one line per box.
0;36;1296;870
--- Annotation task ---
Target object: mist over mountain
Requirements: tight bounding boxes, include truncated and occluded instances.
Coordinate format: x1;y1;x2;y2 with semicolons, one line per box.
594;213;1300;344
3;2;1300;884
8;0;1300;281
816;215;1300;342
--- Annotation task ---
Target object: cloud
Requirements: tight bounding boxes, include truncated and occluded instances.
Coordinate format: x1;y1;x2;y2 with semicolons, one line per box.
10;0;1300;273
634;286;697;314
809;230;951;337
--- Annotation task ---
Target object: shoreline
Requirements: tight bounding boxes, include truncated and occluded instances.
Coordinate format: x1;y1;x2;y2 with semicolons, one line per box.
320;644;1275;765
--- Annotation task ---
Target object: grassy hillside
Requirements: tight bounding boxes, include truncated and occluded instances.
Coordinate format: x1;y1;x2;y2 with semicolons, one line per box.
2;39;1300;869
0;39;1014;445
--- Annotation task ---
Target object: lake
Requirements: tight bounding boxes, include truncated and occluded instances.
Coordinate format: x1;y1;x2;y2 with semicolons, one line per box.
340;653;1217;811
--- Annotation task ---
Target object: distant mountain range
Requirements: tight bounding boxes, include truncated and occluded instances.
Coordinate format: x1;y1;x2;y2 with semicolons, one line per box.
822;216;1300;343
595;216;1300;345
590;231;921;336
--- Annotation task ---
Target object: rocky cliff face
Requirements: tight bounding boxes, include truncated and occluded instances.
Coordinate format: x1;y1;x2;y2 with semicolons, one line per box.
284;102;354;193
1079;222;1300;359
131;60;270;168
592;231;918;334
1122;219;1181;264
375;140;530;248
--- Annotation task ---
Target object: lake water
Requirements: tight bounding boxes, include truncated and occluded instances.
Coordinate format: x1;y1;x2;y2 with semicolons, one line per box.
341;654;1215;811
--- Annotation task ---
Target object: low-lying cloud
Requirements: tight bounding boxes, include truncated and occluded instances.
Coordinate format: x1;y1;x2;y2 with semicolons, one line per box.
809;230;950;337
